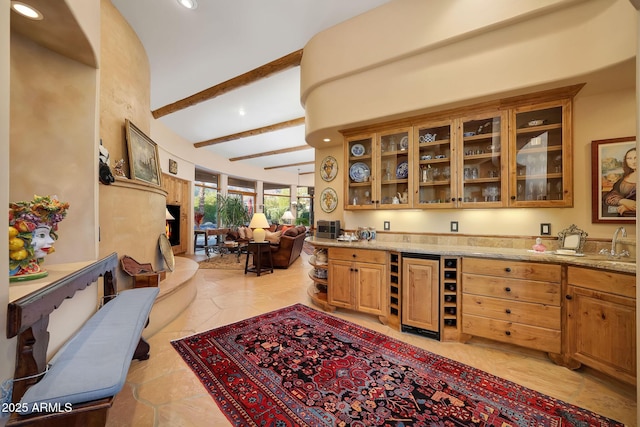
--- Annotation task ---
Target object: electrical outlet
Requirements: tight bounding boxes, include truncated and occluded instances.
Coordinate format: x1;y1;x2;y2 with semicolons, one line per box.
540;223;551;235
383;221;390;230
450;221;459;232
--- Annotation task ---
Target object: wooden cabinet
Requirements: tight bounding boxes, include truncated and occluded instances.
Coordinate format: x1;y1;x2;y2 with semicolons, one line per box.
342;85;580;210
461;258;562;354
401;256;440;339
162;174;190;254
562;266;636;385
328;248;388;322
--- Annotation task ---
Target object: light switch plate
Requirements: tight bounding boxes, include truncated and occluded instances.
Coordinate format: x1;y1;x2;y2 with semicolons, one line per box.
383;221;390;231
451;221;458;232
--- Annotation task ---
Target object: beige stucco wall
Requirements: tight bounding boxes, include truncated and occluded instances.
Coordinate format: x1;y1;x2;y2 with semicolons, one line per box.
98;0;166;283
304;0;637;240
302;0;636;146
1;0;12;415
9;33;98;263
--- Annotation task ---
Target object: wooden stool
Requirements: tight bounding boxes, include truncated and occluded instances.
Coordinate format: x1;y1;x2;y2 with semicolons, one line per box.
245;241;273;276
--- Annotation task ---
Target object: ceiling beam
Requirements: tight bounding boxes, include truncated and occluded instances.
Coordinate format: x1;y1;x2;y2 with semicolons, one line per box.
264;160;314;170
152;49;304;119
194;117;305;148
229;145;311;161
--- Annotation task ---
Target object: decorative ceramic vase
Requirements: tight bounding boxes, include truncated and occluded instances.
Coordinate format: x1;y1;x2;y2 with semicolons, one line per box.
9;195;69;282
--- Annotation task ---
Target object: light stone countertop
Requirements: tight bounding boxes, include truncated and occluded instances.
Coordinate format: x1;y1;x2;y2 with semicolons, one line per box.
306;237;636;275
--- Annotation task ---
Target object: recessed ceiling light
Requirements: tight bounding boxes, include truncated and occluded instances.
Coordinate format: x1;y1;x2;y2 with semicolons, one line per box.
238;108;246;116
177;0;198;10
323;138;331;142
11;1;43;20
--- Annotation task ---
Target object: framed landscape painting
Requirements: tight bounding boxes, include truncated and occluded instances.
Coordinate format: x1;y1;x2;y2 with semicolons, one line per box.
125;119;162;187
591;136;636;223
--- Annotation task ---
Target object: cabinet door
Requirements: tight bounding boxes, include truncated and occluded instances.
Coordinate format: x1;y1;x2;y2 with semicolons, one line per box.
355;262;387;315
566;285;636;384
414;120;456;208
345;134;375;209
328;260;354;308
509;100;572;207
402;258;439;333
377;128;412;208
458;112;507;207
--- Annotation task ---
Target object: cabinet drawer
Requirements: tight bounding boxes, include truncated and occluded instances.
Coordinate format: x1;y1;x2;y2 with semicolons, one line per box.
463;258;561;283
462;274;561;305
568;266;636;298
462;314;561;353
329;247;386;264
462;294;560;329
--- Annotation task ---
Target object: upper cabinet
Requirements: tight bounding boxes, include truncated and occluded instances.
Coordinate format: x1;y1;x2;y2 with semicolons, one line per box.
509;100;572;207
342;86;580;210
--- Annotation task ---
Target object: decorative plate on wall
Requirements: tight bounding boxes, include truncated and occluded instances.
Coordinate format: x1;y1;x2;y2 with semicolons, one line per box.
320;187;338;213
320;156;338;182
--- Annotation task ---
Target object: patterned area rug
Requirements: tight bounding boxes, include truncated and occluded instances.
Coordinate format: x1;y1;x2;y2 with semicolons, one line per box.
171;304;622;427
198;253;246;270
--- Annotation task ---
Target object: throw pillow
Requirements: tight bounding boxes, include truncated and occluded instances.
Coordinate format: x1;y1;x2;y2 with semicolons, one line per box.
238;227;246;239
265;230;282;244
245;227;254;239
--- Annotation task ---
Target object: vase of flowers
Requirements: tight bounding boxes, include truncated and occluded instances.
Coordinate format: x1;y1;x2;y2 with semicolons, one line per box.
8;195;69;282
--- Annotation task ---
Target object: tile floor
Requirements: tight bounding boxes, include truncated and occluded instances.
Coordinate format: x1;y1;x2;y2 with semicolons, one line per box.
106;250;637;426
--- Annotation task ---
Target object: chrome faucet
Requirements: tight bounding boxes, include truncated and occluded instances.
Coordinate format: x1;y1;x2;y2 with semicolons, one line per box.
610;226;628;257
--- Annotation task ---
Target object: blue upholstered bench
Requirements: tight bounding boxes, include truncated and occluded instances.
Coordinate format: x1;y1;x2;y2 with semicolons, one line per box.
6;253;159;427
19;288;159;414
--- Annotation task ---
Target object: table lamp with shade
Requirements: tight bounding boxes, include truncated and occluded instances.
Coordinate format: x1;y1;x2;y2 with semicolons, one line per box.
249;213;270;243
281;210;294;225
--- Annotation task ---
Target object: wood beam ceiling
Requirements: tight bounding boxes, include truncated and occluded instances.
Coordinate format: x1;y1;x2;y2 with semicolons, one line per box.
152;49;304;119
194;117;304;148
264;161;314;170
229;145;311;162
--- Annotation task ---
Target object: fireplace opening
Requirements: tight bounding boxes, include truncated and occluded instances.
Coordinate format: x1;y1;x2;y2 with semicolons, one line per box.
166;205;181;246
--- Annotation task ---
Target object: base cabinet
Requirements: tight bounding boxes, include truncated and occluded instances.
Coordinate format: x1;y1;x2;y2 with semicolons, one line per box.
562;266;636;385
461;258;562;354
328;248;388;322
402;256;439;338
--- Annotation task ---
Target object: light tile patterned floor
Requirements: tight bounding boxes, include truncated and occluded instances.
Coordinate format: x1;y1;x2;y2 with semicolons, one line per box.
106;251;637;426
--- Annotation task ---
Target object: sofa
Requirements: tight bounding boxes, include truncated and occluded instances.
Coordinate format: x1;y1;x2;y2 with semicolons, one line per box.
226;224;307;269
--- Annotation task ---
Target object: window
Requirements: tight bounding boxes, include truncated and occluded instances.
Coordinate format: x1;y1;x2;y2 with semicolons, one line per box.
194;170;219;229
264;183;291;224
295;186;313;226
228;177;256;218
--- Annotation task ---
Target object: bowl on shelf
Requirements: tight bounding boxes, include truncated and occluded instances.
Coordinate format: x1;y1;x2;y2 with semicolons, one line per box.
528;119;544;127
463;131;475;137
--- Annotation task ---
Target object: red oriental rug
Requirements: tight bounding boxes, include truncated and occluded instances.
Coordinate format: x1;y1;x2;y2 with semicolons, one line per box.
171;304;622;427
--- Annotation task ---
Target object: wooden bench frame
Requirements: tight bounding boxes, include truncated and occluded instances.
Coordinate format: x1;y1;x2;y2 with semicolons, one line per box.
5;252;151;426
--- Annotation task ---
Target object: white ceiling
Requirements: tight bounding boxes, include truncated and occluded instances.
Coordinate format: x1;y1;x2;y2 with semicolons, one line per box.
110;0;392;177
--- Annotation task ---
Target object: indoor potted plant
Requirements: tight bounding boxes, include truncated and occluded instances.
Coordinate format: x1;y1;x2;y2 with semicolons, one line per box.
217;194;250;230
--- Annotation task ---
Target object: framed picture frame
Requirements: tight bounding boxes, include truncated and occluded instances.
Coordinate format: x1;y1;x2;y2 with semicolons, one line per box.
591;136;636;223
125;119;162;187
169;159;178;175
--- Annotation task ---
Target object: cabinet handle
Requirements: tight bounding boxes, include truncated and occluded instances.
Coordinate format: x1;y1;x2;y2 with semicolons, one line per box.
510;195;516;200
505;267;511;273
354;269;359;272
505;331;511;336
505;287;511;292
565;295;572;300
352;254;357;258
458;197;462;201
505;309;511;314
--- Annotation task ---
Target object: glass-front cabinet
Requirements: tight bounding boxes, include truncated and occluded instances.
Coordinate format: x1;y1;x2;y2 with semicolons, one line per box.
342;86;578;211
509;100;572;207
459;112;507;208
346;135;375;209
378;128;411;208
413;120;455;208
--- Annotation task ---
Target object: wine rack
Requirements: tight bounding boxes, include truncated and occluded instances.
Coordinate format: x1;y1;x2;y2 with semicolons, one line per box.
388;252;401;329
441;257;461;341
